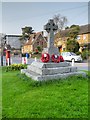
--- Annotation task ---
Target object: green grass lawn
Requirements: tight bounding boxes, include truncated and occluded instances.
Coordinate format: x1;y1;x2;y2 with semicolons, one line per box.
0;67;2;120
2;69;89;119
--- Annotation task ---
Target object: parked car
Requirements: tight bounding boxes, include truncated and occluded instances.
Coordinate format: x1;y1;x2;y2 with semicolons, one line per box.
61;52;82;62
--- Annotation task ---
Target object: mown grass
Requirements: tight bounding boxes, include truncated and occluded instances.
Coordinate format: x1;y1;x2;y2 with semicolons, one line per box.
2;70;89;119
0;67;2;120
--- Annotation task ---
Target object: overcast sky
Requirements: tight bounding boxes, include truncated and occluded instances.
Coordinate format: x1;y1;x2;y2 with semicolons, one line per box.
0;0;89;35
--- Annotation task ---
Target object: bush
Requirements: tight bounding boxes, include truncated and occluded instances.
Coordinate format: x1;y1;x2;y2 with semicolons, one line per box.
37;46;42;52
75;51;81;55
81;50;90;60
33;51;38;54
2;64;27;72
66;39;80;53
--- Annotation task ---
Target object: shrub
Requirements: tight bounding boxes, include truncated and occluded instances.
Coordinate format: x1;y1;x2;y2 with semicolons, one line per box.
2;64;27;72
37;46;42;52
66;39;80;53
81;50;90;60
33;51;38;54
75;51;81;55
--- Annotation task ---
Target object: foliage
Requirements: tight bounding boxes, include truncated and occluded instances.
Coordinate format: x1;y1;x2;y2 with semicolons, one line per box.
66;39;80;53
54;31;61;40
33;51;38;54
19;26;34;45
53;14;68;31
65;26;69;29
70;24;79;28
33;48;39;54
66;25;80;53
2;64;27;72
81;50;90;60
2;70;89;118
75;51;82;55
22;26;34;35
68;25;80;39
37;46;42;52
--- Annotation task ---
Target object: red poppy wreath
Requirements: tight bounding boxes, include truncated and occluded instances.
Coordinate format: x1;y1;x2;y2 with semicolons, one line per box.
59;55;64;62
41;53;50;62
51;54;60;63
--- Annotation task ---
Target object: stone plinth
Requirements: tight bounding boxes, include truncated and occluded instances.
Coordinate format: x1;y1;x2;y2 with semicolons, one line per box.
21;61;86;81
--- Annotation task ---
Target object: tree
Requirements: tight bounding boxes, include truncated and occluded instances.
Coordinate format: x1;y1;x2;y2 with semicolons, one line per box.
70;24;79;28
53;14;68;32
65;26;69;29
22;26;34;36
66;39;80;53
20;26;34;45
68;25;80;39
66;25;80;53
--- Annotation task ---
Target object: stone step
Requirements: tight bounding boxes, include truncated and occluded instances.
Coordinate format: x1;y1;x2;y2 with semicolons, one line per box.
21;69;86;81
27;65;77;75
29;61;71;69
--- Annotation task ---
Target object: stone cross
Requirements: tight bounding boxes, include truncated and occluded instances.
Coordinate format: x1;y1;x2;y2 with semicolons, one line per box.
44;19;58;48
43;19;59;57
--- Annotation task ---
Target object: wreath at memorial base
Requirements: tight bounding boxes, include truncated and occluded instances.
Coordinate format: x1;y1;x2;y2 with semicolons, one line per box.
59;55;64;62
41;53;50;62
51;54;60;63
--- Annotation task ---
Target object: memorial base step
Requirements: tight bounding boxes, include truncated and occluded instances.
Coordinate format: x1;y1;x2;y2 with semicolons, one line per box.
21;69;86;81
21;61;86;81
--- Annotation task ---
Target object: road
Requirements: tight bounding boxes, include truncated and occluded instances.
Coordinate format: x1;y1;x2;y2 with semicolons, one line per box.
0;56;34;65
74;62;89;71
0;56;89;71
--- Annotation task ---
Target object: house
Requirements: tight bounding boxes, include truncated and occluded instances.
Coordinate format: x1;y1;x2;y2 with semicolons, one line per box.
54;24;90;52
54;29;69;52
22;31;47;54
76;24;90;52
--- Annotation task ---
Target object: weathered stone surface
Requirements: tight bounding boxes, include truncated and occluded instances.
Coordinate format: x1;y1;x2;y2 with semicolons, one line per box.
44;19;58;48
42;19;59;58
42;47;60;57
28;61;71;68
21;61;86;81
21;69;86;81
70;66;77;72
27;62;77;75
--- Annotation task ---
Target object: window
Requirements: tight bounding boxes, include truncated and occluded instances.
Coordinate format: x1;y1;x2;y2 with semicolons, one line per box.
76;36;80;40
37;42;39;45
83;35;86;40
